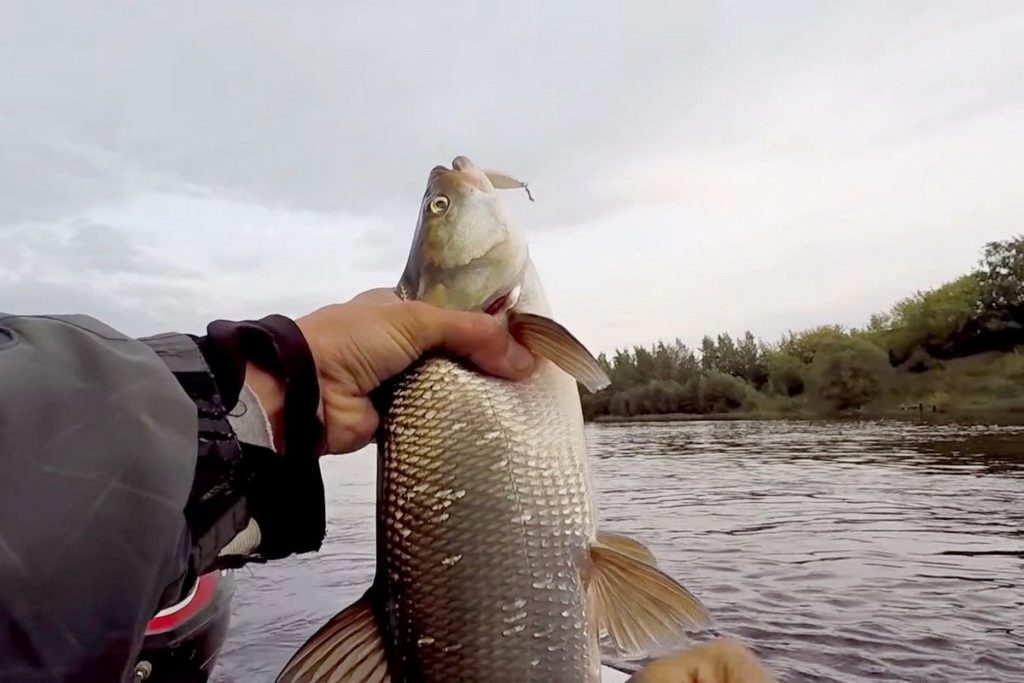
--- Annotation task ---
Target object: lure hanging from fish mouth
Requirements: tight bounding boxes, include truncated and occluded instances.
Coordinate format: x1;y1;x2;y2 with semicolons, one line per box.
485;170;535;201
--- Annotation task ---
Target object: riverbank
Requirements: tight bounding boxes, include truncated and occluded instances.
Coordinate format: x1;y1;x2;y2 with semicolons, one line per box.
592;412;773;423
589;404;1024;425
585;347;1024;424
582;237;1024;425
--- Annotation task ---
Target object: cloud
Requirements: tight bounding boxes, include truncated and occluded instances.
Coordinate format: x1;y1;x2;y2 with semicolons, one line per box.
3;2;1001;221
0;1;1021;350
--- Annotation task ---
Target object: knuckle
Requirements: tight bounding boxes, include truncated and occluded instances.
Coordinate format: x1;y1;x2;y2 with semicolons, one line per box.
467;313;500;338
399;301;434;332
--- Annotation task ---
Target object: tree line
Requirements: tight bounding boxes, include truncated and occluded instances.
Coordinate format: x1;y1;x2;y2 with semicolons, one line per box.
581;235;1024;420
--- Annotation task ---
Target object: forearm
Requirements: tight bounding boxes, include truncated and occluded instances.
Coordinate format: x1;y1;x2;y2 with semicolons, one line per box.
0;313;326;682
0;314;198;682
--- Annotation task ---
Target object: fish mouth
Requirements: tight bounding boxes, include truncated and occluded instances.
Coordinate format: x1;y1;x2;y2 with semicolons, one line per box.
484;292;509;315
428;156;494;194
482;285;521;316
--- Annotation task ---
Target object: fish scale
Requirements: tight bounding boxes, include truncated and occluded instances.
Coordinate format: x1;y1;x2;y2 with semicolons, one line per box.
378;356;597;682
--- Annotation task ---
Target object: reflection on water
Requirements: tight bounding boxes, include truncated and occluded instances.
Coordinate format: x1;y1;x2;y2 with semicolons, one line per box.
213;420;1024;682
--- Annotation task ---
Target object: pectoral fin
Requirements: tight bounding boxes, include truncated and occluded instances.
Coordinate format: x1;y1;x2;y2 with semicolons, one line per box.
508;311;611;392
588;538;710;658
276;587;391;683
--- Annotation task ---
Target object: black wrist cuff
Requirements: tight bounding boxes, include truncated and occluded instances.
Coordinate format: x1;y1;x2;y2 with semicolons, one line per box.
198;314;325;458
242;442;327;560
144;330;327;571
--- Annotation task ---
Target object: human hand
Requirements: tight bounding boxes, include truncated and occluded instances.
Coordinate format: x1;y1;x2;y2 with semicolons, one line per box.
246;288;536;455
630;638;776;683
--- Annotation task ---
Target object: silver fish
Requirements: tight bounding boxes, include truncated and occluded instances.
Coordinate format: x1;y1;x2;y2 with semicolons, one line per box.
277;156;709;683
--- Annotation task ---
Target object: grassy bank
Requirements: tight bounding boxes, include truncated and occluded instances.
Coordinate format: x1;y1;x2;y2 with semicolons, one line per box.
592;406;1024;425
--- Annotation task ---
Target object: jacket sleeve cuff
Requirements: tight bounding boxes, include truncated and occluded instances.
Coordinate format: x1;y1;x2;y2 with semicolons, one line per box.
140;332;326;574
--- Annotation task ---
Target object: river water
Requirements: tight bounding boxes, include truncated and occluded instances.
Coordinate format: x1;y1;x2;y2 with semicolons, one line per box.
211;420;1024;682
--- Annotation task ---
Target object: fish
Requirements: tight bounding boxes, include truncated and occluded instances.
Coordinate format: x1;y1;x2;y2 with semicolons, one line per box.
276;155;710;682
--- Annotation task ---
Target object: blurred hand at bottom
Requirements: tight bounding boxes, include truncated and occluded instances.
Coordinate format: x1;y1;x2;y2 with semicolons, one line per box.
630;638;776;683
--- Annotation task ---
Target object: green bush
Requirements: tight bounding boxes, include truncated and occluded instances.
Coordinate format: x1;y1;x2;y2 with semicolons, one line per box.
766;351;806;396
806;338;892;410
778;325;847;364
903;347;944;374
700;371;752;412
884;274;981;361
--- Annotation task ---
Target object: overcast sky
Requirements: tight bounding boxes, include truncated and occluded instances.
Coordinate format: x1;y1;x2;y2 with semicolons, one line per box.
1;1;1021;354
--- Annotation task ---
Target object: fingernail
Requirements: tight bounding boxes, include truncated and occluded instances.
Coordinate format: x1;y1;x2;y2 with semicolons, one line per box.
505;340;534;373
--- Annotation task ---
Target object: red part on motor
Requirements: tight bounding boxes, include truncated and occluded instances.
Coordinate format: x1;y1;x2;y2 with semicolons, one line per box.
145;572;220;635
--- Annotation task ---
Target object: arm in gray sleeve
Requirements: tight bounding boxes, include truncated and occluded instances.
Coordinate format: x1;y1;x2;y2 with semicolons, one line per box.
0;313;325;683
0;314;196;682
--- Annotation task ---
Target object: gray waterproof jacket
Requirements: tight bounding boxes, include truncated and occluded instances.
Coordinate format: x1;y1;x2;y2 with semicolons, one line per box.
0;313;326;682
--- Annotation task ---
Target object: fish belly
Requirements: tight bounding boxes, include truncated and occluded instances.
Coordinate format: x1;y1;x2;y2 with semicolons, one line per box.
377;357;600;682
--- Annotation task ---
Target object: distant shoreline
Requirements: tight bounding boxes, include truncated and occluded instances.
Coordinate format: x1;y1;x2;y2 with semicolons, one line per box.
589;408;1024;425
592;412;764;423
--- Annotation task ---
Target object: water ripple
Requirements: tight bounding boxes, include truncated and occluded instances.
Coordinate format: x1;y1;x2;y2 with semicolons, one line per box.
213;419;1024;682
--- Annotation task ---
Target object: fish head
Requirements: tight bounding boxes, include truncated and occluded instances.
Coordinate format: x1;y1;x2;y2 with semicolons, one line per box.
398;155;530;317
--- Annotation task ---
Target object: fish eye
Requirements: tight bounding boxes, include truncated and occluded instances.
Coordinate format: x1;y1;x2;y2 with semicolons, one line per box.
429;195;450;215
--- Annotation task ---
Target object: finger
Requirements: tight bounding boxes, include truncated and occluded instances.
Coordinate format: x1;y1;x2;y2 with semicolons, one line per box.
396;302;536;380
